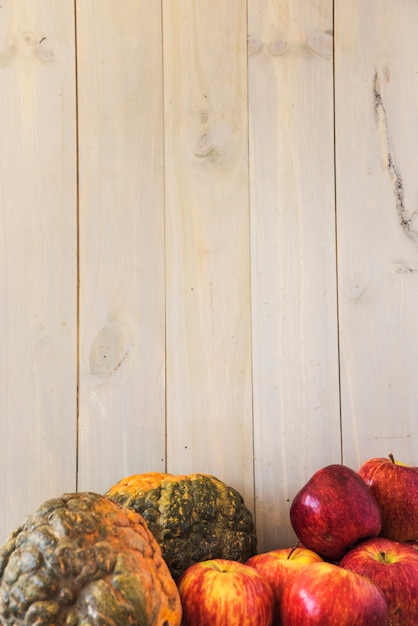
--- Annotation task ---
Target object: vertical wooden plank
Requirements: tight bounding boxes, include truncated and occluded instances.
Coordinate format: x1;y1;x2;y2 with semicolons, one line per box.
77;1;166;492
248;0;340;550
0;0;77;542
163;1;254;506
336;0;418;468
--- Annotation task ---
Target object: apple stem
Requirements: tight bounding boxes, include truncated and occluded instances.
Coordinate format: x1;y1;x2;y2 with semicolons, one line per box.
388;453;395;464
287;541;301;560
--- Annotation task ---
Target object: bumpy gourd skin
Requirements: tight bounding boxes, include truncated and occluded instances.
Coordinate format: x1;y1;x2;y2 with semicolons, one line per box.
0;492;182;626
106;473;257;582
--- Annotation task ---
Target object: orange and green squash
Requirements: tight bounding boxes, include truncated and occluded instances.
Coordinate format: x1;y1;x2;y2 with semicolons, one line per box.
105;472;257;582
0;491;182;625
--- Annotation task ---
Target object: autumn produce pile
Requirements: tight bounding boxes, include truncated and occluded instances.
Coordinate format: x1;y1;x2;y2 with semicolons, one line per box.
0;455;416;625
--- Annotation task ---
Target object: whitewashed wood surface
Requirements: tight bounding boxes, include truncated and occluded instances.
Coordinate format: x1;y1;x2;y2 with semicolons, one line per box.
163;0;254;507
1;0;417;549
0;0;77;539
248;0;340;550
76;0;167;493
335;0;418;469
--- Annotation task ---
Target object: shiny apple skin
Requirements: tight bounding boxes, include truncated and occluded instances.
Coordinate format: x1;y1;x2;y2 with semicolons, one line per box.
290;464;382;561
280;561;389;625
358;456;418;542
246;546;323;624
340;537;418;626
178;559;274;626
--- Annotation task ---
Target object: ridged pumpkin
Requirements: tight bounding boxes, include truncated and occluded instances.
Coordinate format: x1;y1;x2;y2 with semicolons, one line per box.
0;492;182;625
105;472;257;582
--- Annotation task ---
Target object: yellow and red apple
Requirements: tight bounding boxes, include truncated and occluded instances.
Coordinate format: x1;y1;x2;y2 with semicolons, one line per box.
246;545;322;623
280;561;389;625
358;454;418;542
340;536;418;626
178;558;274;626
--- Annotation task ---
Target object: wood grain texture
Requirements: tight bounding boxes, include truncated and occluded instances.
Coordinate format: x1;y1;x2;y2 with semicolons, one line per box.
0;0;77;542
76;0;166;492
248;0;341;549
335;0;418;468
163;0;254;506
1;0;418;550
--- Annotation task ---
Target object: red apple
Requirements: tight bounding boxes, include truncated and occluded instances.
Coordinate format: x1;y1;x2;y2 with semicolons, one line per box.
246;545;323;624
358;454;418;542
280;561;389;625
178;558;274;626
290;464;382;561
340;537;418;626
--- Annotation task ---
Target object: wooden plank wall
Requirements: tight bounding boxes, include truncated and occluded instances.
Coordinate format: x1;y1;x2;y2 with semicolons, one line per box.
335;0;418;469
76;0;167;493
1;0;417;550
0;0;78;537
248;0;340;549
